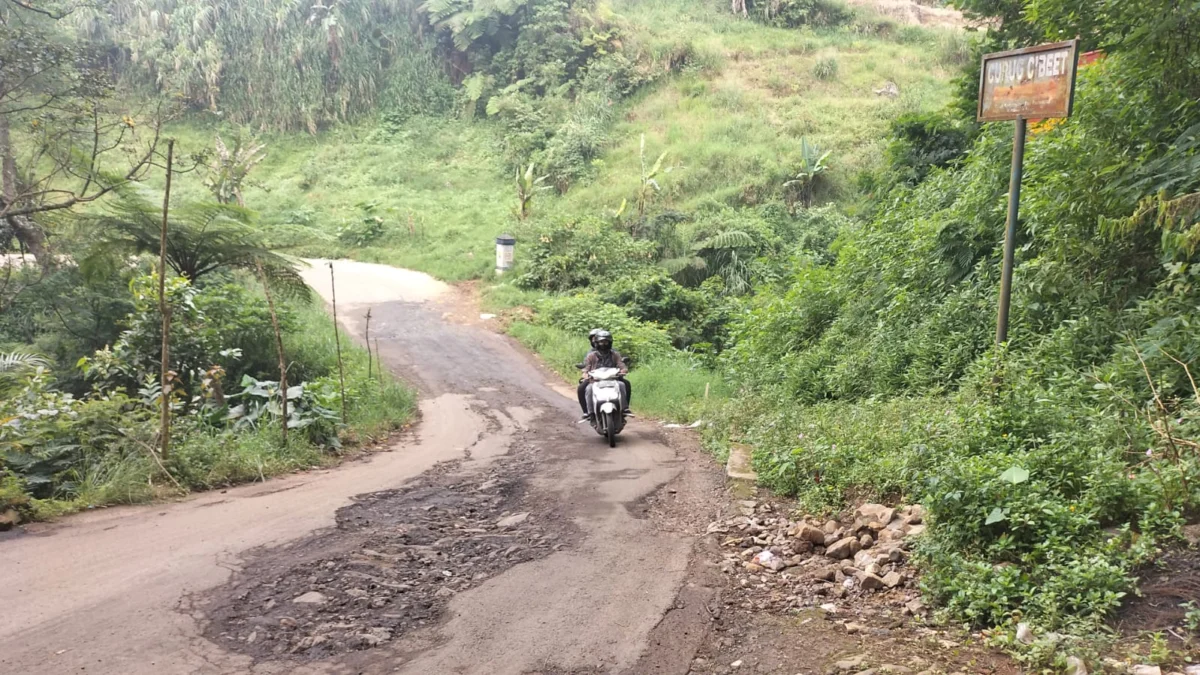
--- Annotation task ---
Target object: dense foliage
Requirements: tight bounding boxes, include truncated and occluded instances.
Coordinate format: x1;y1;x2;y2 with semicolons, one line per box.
712;5;1200;635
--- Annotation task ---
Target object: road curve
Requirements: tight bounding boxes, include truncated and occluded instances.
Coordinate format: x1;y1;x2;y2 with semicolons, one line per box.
0;259;714;675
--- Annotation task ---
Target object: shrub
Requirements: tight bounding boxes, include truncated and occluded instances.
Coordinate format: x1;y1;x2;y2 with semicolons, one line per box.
517;217;657;292
754;0;853;28
883;111;973;186
535;294;673;366
812;57;839;81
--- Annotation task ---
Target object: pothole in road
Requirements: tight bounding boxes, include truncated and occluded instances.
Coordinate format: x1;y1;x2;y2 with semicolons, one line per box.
200;445;579;662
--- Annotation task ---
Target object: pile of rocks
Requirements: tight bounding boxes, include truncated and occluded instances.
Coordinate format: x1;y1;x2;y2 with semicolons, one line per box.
707;501;927;609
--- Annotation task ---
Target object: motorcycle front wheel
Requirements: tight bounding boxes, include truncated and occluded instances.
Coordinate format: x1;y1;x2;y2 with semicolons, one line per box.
606;412;618;448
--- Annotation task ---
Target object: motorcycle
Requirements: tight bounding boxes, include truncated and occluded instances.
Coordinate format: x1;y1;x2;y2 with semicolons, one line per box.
584;367;627;447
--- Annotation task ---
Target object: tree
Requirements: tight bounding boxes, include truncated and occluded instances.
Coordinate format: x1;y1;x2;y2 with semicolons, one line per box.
0;0;166;269
76;186;307;295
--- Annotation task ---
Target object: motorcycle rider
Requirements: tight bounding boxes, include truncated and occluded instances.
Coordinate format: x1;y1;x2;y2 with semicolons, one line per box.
578;330;632;421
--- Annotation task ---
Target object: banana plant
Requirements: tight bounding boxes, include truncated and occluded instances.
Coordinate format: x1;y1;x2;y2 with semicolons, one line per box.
784;137;831;209
636;134;671;223
513;162;550;221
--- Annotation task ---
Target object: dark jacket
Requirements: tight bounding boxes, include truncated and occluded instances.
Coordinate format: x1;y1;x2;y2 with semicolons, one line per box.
583;349;627;376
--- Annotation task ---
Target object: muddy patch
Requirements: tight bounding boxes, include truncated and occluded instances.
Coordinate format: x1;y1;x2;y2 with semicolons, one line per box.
201;446;579;662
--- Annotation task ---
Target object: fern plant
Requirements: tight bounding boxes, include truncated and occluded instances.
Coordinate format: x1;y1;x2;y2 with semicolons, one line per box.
661;230;756;294
0;351;51;396
74;185;307;296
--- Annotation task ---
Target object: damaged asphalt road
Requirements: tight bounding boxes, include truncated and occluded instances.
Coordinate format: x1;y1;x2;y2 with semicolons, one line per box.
0;260;722;675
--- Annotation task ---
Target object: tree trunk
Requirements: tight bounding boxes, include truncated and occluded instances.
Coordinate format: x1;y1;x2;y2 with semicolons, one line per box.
257;259;288;447
159;140;175;459
0;112;53;268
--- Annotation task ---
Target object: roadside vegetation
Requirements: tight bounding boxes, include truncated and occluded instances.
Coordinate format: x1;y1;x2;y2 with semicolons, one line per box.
5;0;1200;666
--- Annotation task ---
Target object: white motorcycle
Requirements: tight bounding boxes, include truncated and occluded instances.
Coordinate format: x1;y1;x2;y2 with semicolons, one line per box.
585;367;627;447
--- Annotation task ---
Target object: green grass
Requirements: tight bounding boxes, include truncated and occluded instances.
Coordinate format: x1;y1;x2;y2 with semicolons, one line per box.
558;0;963;212
161;117;513;282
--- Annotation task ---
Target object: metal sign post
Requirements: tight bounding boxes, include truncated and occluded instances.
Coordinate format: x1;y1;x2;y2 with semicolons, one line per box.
977;39;1079;345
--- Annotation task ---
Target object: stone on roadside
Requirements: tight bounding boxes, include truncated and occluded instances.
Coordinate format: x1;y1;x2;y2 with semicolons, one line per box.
824;519;840;534
854;549;876;569
865;563;884;577
1064;656;1087;675
827;537;861;560
904;598;926;615
812;566;838;582
860;533;875;549
794;523;827;544
883;571;903;588
496;512;530;528
906;524;926;538
1132;667;1162;675
292;591;328;604
1015;622;1034;644
905;505;925;524
858;572;886;591
857;504;896;525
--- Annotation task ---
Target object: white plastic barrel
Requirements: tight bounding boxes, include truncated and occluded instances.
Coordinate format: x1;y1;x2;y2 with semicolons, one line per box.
495;235;516;274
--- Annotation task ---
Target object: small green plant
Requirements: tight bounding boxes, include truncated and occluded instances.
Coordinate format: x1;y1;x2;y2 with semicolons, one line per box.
337;202;389;247
783;137;831;208
1183;601;1200;632
513;163;550;221
813;56;839;81
228;375;343;448
204;133;267;207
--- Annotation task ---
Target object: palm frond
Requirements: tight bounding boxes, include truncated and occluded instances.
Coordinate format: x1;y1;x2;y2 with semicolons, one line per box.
697;230;755;251
0;351;50;374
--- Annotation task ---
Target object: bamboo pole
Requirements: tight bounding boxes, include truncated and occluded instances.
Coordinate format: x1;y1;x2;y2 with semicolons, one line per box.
158;139;174;459
364;308;373;380
329;262;348;424
257;260;288;447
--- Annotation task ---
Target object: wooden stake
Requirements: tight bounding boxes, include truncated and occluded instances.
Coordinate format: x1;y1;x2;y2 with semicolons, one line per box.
364;308;373;380
158;139;174;459
329;262;348;424
257;260;288;447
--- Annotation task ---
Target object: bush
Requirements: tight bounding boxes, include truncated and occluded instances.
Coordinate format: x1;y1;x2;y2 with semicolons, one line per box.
883;111;974;186
517;217;657;292
535;294;674;366
597;272;730;350
812;57;839;81
753;0;853;28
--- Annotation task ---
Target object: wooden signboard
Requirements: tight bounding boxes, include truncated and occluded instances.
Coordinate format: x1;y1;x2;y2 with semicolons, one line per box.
977;40;1079;123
